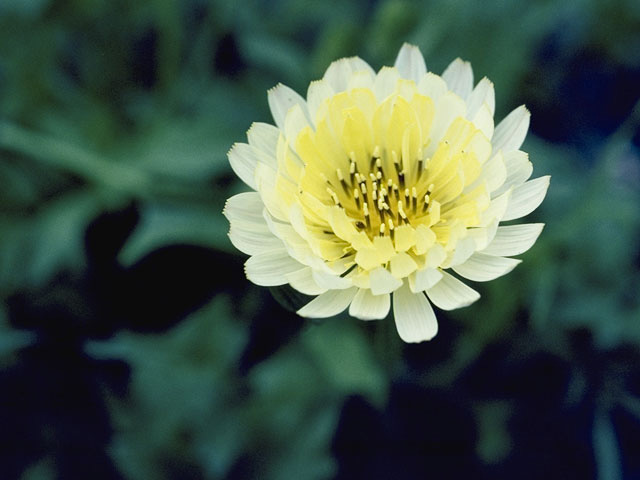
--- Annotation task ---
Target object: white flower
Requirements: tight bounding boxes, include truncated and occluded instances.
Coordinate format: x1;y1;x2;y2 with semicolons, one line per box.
224;43;549;343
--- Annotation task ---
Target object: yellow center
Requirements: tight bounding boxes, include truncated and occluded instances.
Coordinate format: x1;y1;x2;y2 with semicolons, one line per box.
279;81;493;281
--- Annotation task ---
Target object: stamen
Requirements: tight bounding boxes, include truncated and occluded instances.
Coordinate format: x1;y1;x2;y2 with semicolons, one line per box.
377;198;386;223
422;193;430;212
340;263;358;278
392;150;401;172
388;219;395;241
327;187;341;207
363;202;371;229
349;161;356;183
393;184;399;200
337;168;348;192
376;158;384;177
398;201;408;224
398;171;405;189
397;200;404;223
379;223;386;237
412;187;418;213
354;188;361;209
404;188;410;206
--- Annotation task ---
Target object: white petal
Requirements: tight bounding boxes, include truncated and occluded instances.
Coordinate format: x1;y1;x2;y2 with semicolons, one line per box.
443;236;477;268
286;267;328;296
480;188;512;226
349;289;391;320
425;243;447;268
426;271;480;310
245;249;305;286
394;43;427;83
409;268;443;293
492;105;530;153
481;223;545;257
268;83;309;131
466;77;495;118
224;192;265;225
284;103;312;145
493;150;533;197
417;72;448;101
369;267;403;295
393;282;438;342
347;70;375;90
441;58;474;100
323;57;375;93
225;193;282;255
428;92;467;148
390;252;418;278
502;176;550;221
466;150;506;194
247;122;280;160
472;103;494;140
229;223;282;256
467;219;499;251
306;80;334;126
228;143;261;190
452;252;521;282
373;66;401;102
297;287;358;318
312;269;353;290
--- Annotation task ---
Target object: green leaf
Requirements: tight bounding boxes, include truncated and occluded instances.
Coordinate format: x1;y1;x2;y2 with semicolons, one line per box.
593;410;623;480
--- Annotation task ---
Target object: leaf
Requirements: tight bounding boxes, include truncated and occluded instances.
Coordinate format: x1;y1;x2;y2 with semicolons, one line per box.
593;410;623;480
118;202;234;266
302;318;387;405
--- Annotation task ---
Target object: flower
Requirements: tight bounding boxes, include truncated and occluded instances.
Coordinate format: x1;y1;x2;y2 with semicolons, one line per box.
224;43;549;343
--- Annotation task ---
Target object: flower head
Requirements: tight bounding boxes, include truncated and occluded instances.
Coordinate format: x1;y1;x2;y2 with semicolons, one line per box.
224;44;549;343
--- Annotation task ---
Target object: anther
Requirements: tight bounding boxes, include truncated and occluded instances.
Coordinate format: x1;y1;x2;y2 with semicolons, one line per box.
354;189;361;209
393;184;399;200
388;219;395;241
422;193;430;212
379;223;386;237
398;171;405;189
412;187;418;213
392;150;401;172
327;187;341;207
404;188;410;205
337;168;348;192
363;202;371;229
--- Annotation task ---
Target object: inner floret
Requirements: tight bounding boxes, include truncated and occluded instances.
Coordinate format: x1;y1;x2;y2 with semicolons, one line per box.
287;85;493;281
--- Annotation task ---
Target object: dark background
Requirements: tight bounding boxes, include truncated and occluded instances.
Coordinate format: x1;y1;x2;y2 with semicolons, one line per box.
1;0;640;479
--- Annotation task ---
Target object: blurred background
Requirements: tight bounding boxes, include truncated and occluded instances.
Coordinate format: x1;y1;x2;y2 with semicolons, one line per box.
1;0;640;479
